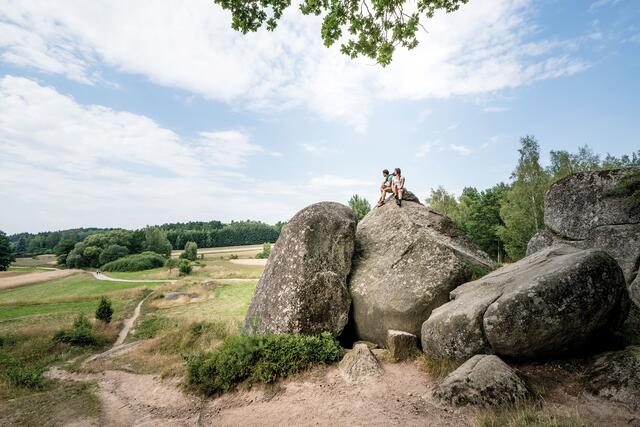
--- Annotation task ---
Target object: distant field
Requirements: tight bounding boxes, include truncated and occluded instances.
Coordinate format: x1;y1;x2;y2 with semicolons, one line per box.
12;254;57;267
0;274;167;333
0;269;83;291
171;244;265;259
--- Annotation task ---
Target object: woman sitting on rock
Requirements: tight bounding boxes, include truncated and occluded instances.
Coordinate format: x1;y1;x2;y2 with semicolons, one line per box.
392;167;405;206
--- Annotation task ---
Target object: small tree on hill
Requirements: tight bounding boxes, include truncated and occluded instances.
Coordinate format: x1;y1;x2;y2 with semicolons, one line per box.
165;257;179;274
181;241;198;261
178;259;192;275
348;194;371;222
96;297;113;323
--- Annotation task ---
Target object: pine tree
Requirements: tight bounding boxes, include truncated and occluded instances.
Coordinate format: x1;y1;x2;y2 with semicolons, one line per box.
96;297;113;323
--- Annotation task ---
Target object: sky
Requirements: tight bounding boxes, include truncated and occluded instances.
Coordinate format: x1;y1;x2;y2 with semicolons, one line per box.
0;0;639;234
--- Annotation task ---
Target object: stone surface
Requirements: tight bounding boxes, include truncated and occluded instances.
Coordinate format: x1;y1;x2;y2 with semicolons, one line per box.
544;168;640;240
387;330;417;361
244;202;356;336
527;168;640;286
339;343;382;383
422;246;629;360
432;355;529;407
586;346;640;409
349;199;494;347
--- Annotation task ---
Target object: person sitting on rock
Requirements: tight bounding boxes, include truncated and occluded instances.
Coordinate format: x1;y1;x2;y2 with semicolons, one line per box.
392;167;405;206
376;169;394;207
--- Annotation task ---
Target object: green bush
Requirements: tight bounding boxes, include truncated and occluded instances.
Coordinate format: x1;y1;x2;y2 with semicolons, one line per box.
99;244;129;265
187;332;342;395
4;362;45;389
229;254;239;260
255;242;271;259
53;314;101;347
95;296;113;323
180;241;198;261
178;259;192;275
101;251;166;271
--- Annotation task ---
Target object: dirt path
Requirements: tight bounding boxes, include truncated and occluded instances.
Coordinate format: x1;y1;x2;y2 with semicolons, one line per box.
229;259;267;266
93;272;177;283
46;355;640;427
0;269;83;290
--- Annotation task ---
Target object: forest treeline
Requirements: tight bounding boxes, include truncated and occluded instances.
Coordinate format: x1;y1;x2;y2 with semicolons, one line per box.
8;220;285;258
427;138;640;261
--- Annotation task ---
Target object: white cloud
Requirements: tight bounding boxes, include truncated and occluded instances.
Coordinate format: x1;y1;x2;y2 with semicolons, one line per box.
416;141;441;158
449;144;473;156
589;0;622;13
0;76;294;232
307;175;373;191
0;0;589;130
483;106;509;113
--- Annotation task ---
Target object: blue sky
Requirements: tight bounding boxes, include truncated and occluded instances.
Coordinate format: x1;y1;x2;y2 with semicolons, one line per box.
0;0;639;234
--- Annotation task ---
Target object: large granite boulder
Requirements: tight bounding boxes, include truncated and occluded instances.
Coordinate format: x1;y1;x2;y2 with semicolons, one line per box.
526;168;640;343
586;346;640;409
349;198;494;347
527;168;640;289
422;246;629;360
244;202;356;336
432;355;529;407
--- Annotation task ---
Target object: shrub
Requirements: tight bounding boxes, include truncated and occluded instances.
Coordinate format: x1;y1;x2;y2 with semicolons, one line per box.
180;241;198;261
255;242;272;259
165;257;179;273
53;314;101;347
95;297;113;323
5;362;45;389
101;251;166;271
229;254;239;260
178;259;192;275
187;332;342;395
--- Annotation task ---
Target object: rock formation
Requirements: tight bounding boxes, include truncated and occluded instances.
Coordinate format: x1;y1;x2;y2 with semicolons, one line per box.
422;246;629;360
432;355;529;407
339;343;382;383
387;330;417;361
244;202;356;336
587;346;640;409
349;194;494;347
527;168;640;296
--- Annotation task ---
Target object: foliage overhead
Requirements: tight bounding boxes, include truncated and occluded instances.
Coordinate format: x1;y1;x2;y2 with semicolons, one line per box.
213;0;470;65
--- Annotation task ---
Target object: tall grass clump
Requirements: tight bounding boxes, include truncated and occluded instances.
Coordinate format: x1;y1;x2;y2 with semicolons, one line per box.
101;251;166;272
187;332;342;395
52;314;102;347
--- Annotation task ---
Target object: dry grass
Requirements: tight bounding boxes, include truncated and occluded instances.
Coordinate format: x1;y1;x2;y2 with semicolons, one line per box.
415;354;464;379
475;406;592;427
0;269;83;291
11;254;58;268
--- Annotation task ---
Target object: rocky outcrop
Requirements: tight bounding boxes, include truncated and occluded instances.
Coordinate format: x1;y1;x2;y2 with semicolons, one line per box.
527;168;640;343
432;355;529;407
349;198;494;347
387;330;417;361
244;202;356;336
422;246;629;360
586;346;640;409
339;343;382;383
527;168;640;289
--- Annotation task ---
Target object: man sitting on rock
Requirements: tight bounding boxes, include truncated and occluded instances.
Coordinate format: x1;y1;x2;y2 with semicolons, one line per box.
377;169;394;207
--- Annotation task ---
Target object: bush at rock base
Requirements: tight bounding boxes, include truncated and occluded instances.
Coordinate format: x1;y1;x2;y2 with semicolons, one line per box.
187;332;342;395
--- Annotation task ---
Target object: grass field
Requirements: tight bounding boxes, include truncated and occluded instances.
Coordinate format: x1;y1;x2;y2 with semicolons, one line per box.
12;254;58;268
0;244;266;423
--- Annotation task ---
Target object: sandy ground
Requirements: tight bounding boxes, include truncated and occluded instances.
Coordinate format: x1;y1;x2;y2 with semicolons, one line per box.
0;269;83;290
229;259;267;266
45;356;640;427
